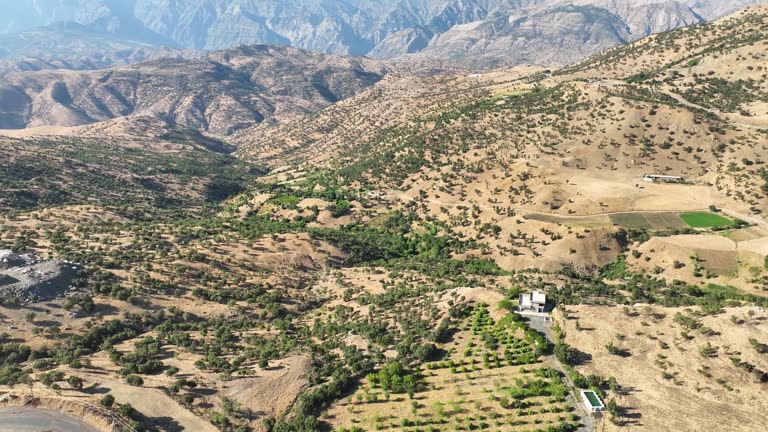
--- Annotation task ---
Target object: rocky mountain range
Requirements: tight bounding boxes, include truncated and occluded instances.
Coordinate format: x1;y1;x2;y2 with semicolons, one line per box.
0;44;387;133
0;0;762;134
0;22;190;79
0;0;762;69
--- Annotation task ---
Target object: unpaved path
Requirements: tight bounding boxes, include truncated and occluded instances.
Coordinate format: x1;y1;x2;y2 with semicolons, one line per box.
0;406;100;432
526;315;596;432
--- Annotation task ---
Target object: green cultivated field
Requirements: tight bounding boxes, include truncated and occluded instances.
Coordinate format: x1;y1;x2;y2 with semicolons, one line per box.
609;212;733;230
609;212;688;230
680;212;733;228
609;213;651;229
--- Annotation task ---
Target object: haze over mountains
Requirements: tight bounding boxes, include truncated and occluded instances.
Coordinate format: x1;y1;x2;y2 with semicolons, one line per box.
1;0;765;133
0;45;386;133
0;0;762;69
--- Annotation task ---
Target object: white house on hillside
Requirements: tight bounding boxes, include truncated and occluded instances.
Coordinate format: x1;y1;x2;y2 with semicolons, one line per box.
518;291;547;313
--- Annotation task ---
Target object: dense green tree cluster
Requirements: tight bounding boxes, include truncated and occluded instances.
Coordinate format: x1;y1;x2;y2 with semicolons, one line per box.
110;336;164;376
366;361;419;396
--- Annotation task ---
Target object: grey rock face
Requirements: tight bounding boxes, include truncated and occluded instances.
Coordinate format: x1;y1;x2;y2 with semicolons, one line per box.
0;1;761;68
0;251;81;302
409;2;708;68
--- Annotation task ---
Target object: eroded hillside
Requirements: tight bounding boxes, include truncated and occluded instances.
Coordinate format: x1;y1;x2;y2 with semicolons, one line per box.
0;45;387;134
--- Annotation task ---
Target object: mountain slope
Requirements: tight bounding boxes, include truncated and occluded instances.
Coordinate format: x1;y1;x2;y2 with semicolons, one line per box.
405;1;706;68
0;116;256;213
0;6;766;432
0;44;387;133
235;3;768;220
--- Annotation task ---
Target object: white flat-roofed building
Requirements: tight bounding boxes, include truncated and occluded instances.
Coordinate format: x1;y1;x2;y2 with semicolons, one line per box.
519;291;547;313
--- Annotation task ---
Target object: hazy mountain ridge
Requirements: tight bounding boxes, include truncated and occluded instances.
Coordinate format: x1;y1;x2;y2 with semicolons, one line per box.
406;1;706;68
0;44;388;133
0;0;762;69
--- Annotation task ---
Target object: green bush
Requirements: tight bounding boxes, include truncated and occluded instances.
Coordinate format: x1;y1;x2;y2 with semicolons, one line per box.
125;375;144;386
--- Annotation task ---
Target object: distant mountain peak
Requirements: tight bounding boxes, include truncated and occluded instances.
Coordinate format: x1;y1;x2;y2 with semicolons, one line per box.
0;1;762;69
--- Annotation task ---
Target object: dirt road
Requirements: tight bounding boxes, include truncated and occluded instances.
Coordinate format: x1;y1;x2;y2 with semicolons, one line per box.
0;406;100;432
526;315;597;432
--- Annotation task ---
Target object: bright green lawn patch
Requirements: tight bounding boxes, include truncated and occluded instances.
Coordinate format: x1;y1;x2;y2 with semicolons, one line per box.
266;194;301;209
680;212;732;228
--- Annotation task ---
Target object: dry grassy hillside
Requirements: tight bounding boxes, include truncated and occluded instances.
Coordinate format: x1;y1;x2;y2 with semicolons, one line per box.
230;5;768;281
235;4;768;221
558;304;768;432
232;70;535;165
0;6;766;432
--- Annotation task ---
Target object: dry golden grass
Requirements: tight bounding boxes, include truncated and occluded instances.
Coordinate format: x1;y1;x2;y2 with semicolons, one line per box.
557;304;768;432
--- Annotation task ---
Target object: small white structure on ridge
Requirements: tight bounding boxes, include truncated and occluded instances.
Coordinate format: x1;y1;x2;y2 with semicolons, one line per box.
642;173;684;183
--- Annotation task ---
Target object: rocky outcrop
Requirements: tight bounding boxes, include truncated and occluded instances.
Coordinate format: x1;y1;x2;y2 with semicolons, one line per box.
408;2;707;68
0;250;81;302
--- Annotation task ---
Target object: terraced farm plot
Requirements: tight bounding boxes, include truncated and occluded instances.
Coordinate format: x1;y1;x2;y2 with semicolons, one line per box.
524;213;611;228
695;249;738;276
530;212;693;230
328;305;581;432
643;213;689;229
727;227;766;242
609;213;651;229
680;212;733;228
610;212;694;230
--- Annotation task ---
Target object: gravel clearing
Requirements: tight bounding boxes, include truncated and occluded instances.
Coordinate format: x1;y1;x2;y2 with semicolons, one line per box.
0;250;81;302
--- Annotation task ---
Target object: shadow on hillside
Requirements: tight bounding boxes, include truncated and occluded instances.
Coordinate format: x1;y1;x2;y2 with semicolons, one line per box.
570;347;593;366
616;406;643;426
145;416;183;432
